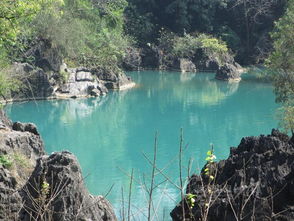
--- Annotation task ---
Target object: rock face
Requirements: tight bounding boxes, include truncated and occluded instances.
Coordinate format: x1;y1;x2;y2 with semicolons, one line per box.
56;67;109;99
215;63;242;82
0;110;45;220
180;59;197;73
25;39;63;72
5;62;135;102
93;68;135;90
123;47;142;71
171;129;294;221
0;110;117;220
20;152;117;221
10;63;54;100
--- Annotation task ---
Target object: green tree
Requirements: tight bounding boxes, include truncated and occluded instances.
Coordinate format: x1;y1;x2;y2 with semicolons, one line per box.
268;0;294;134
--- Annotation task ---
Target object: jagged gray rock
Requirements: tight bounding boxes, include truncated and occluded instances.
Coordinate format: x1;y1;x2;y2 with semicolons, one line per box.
20;151;117;221
180;59;197;73
0;111;118;220
215;63;242;82
171;129;294;221
93;68;135;90
10;63;54;100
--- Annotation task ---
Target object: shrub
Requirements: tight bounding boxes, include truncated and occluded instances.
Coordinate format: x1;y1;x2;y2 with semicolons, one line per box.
0;155;13;168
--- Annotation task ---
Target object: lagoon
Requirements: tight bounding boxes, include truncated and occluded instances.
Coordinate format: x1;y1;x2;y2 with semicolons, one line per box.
5;71;279;220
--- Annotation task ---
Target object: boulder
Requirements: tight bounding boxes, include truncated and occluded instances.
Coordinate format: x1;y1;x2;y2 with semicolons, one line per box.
94;68;135;90
89;87;101;97
215;63;242;82
179;59;197;73
55;68;108;98
20;152;117;221
12;122;40;136
171;129;294;221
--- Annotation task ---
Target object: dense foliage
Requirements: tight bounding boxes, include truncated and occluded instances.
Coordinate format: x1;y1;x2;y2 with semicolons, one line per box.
124;0;287;64
0;0;133;98
0;0;132;69
267;0;294;134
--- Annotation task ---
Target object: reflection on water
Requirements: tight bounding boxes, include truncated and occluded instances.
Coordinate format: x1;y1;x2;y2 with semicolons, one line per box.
6;71;279;220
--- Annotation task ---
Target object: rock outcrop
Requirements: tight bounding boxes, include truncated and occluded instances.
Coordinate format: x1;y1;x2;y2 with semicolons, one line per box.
20;152;117;221
0;110;117;220
215;62;242;82
4;62;135;102
93;67;135;90
171;129;294;221
55;66;109;99
179;59;197;73
9;63;54;100
0;110;44;220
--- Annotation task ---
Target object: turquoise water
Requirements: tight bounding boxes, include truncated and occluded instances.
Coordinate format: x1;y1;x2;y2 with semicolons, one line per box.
6;71;278;220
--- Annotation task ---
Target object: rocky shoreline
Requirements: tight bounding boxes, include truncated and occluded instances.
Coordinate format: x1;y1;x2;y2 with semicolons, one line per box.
171;129;294;221
0;110;117;220
1;39;136;104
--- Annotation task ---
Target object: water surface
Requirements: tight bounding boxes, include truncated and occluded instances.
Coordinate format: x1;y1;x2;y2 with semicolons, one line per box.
6;71;279;220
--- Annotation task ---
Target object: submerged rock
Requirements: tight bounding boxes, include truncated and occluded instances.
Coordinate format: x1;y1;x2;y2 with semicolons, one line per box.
171;129;294;221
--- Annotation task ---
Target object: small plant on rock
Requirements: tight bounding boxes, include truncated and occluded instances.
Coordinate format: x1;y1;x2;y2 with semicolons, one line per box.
0;154;13;168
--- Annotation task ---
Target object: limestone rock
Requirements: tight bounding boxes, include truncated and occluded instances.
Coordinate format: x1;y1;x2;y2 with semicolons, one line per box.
76;71;94;82
20;152;117;221
0;112;118;221
180;59;196;73
10;63;54;100
215;63;242;82
171;129;294;221
94;68;135;90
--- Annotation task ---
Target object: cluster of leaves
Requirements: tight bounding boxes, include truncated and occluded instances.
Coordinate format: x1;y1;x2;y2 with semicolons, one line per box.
204;149;216;181
268;0;294;71
0;154;13;168
267;1;294;135
23;0;132;70
125;0;286;64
